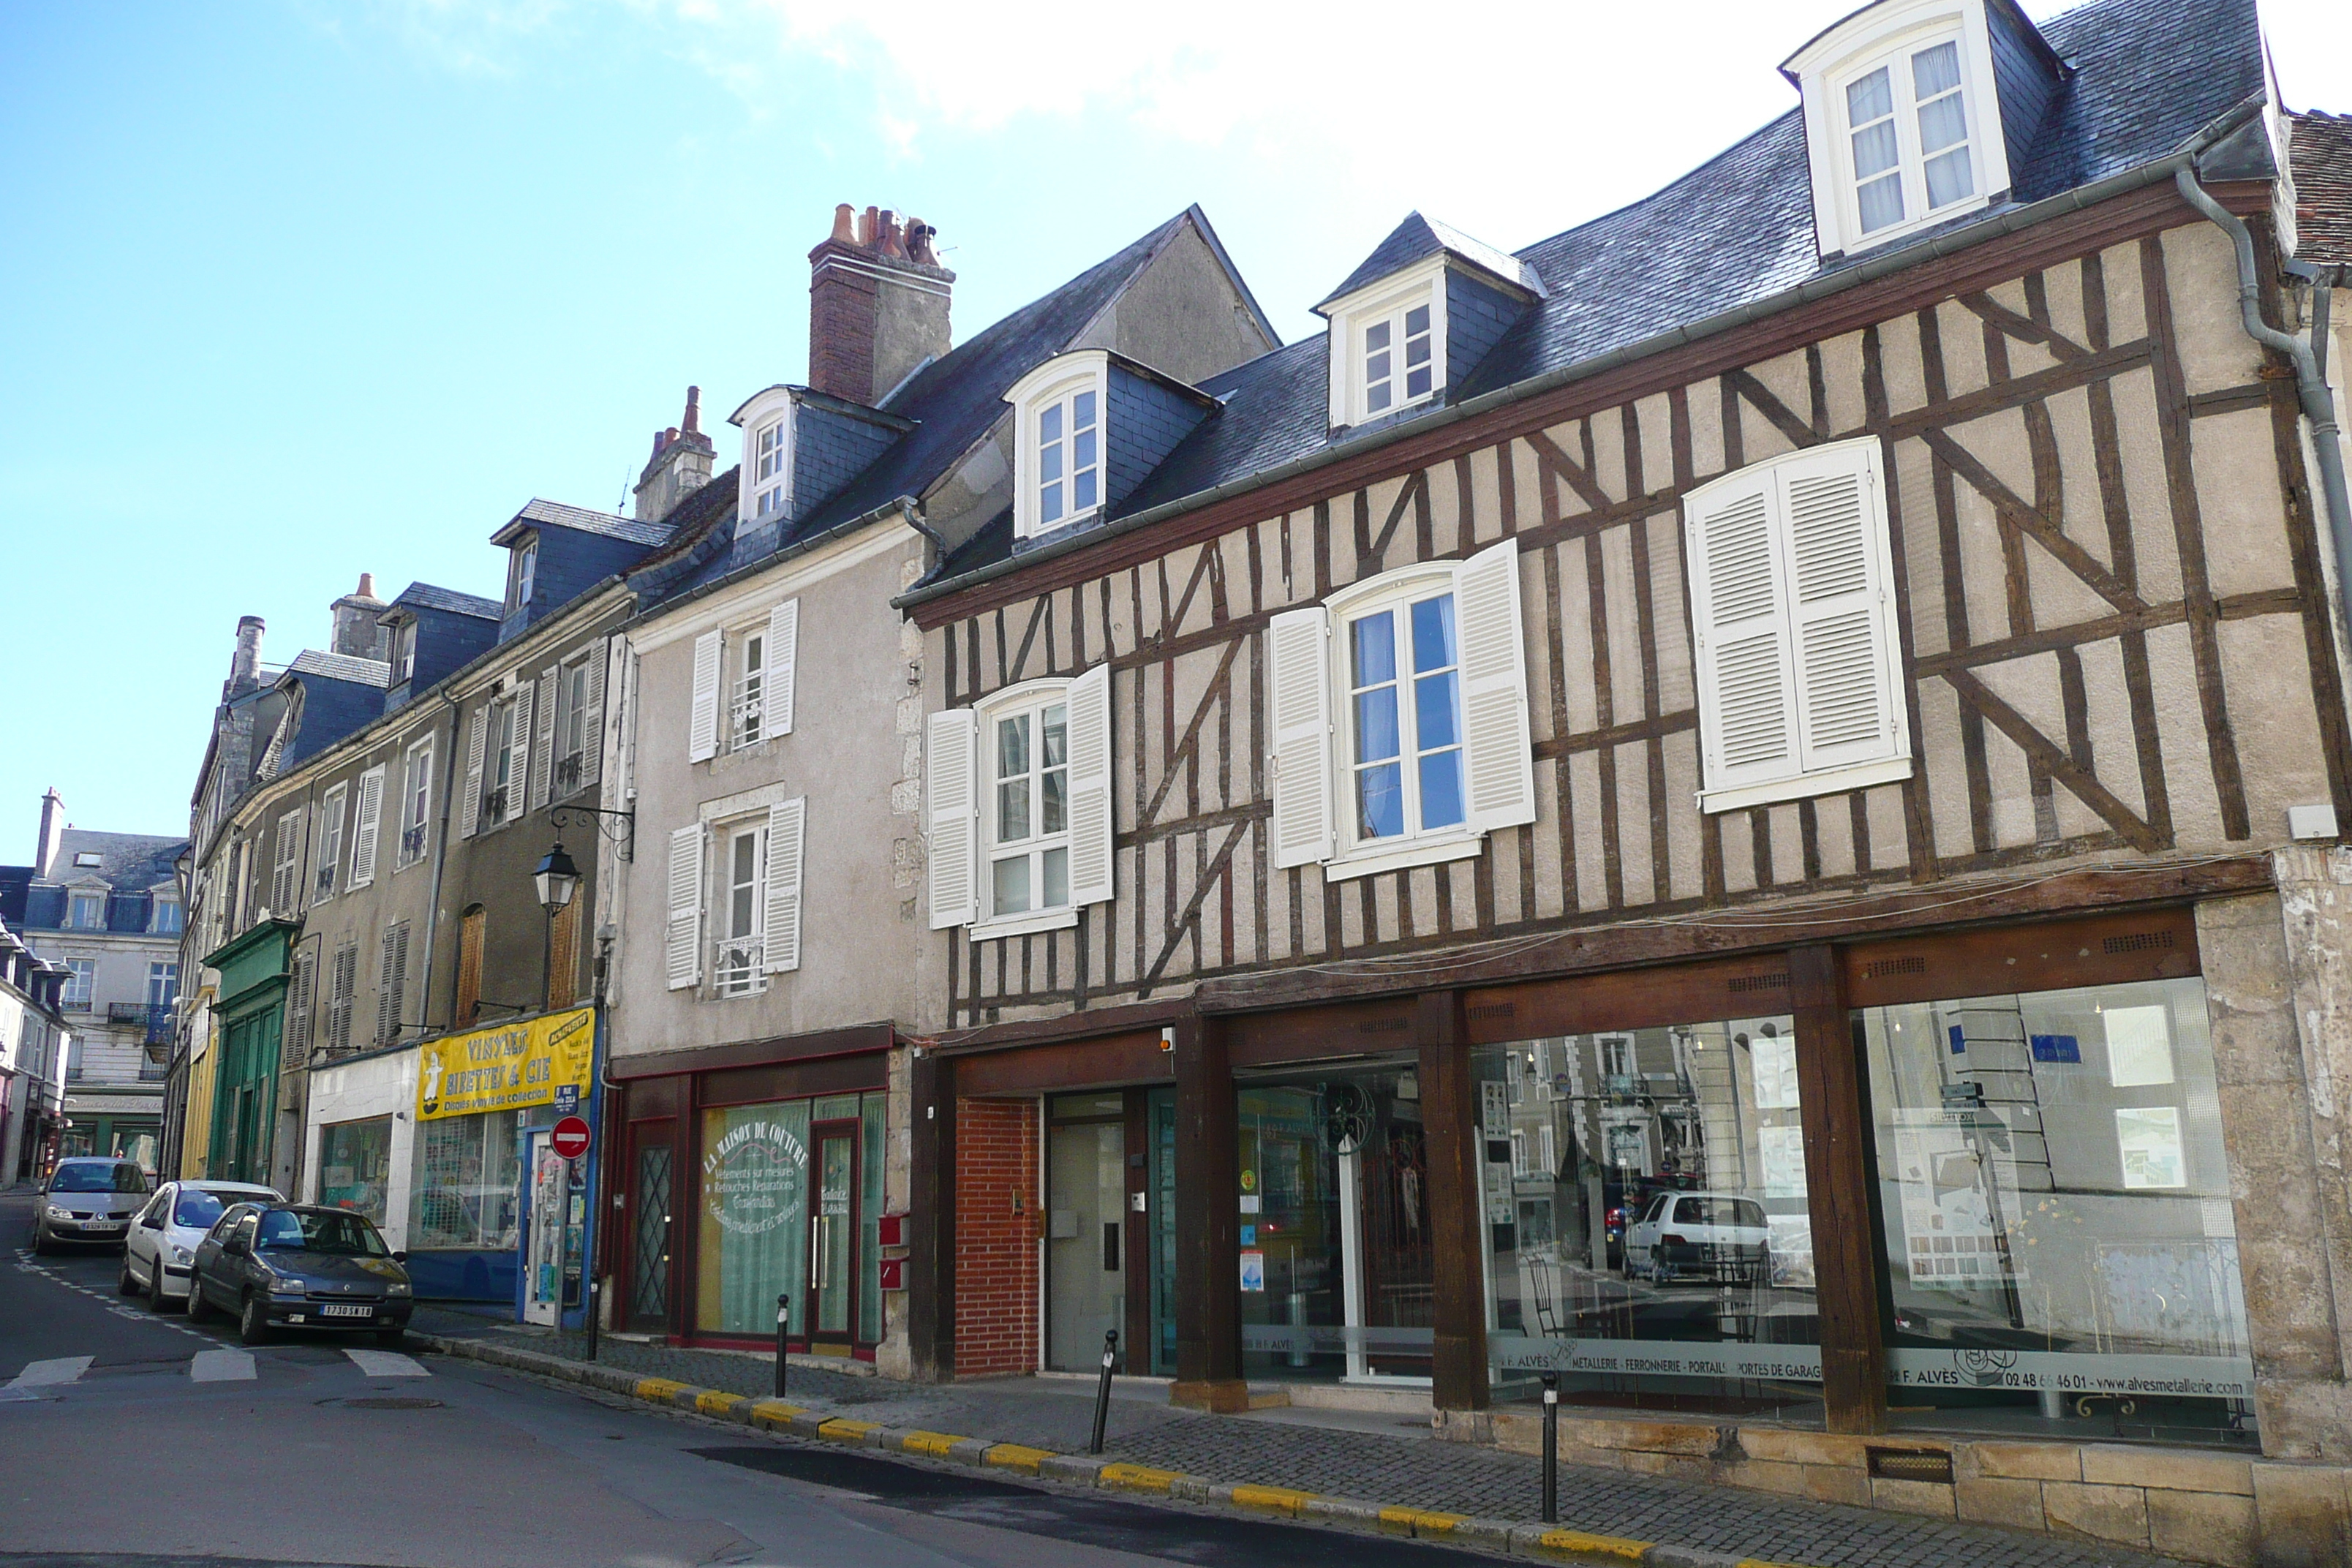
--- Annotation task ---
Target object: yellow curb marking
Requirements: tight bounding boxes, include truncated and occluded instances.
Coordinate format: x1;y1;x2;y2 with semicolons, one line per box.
898;1431;968;1457
635;1378;690;1402
747;1400;804;1426
818;1418;880;1444
1097;1463;1184;1495
694;1391;746;1416
1379;1507;1466;1536
984;1444;1055;1474
1534;1529;1648;1560
1229;1484;1316;1516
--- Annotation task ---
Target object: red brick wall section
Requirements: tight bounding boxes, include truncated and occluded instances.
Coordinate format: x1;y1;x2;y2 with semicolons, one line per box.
807;244;878;404
954;1097;1039;1376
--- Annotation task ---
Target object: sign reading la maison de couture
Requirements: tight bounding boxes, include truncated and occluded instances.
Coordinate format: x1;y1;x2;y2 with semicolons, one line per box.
415;1007;594;1123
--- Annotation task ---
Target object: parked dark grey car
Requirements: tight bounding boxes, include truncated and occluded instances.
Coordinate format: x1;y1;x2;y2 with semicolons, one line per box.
34;1157;152;1252
186;1203;415;1347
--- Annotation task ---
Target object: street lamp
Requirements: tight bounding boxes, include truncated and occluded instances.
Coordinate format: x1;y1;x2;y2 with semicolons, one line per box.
534;843;580;1011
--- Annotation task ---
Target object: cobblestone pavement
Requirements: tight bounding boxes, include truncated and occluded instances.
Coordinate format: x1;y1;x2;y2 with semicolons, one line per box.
412;1308;2194;1568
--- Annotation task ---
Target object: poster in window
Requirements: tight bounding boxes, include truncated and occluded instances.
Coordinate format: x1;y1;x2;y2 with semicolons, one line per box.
1890;1109;2008;1292
2104;1004;2175;1088
1751;1034;1801;1109
1757;1124;1807;1199
2117;1106;2187;1188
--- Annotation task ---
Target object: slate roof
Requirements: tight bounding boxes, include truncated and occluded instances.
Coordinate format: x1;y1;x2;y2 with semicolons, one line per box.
501;498;676;549
287;650;392;687
390;581;502;620
2293;112;2352;265
1316;212;1548;312
946;0;2269;573
34;830;185;897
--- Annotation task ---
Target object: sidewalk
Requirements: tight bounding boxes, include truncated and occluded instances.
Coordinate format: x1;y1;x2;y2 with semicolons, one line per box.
411;1306;2188;1568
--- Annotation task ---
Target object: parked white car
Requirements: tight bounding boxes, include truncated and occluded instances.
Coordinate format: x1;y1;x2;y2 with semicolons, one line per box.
119;1180;282;1310
1623;1190;1773;1286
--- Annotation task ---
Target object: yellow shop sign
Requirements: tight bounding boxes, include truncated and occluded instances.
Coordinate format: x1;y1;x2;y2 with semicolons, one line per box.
416;1007;594;1122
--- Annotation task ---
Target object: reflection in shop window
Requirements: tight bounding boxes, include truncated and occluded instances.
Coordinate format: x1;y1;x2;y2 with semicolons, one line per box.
409;1110;520;1251
1478;1018;1821;1420
318;1116;393;1224
1862;976;2255;1447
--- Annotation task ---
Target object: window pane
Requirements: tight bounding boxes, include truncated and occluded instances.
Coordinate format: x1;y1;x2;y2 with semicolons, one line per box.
1354;689;1401;764
1041;481;1063;524
1410;593;1457;673
1923;146;1974;208
1366;350;1390;383
1073;390;1096;429
1917;91;1967;155
998;778;1030;841
1041;705;1066;766
1406;336;1430;367
1042;847;1069;908
1040;440;1063;483
1406;366;1433;399
1405;304;1430;336
1366;382;1392;413
1419;748;1466;829
1074;426;1096;471
993;855;1031;915
1857;172;1905;233
1415;671;1460;750
1041;769;1067;835
1356;761;1404;839
1850;117;1899;179
1846;64;1893;125
998;714;1030;777
1039;404;1061;442
1365;321;1390;351
1074;469;1098;511
1352;611;1397;687
1912;39;1961;99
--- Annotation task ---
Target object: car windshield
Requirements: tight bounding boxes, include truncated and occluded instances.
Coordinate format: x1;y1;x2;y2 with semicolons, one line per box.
1681;1197;1767;1228
256;1209;388;1256
176;1190;268;1228
51;1164;148;1194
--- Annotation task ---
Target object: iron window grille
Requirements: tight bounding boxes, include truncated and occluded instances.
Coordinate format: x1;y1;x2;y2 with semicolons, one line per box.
713;936;764;998
729;672;765;750
401;822;428;862
480;786;509;826
555;752;583;797
315;867;336;899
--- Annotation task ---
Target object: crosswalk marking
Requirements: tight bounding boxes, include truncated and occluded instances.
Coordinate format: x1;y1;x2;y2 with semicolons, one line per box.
191;1349;256;1382
8;1356;93;1390
344;1348;428;1378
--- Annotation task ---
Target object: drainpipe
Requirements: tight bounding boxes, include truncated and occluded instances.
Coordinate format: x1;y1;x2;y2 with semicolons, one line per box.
2174;169;2352;666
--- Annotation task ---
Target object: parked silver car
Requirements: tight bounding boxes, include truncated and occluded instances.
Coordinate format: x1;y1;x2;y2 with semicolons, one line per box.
34;1157;154;1252
118;1179;282;1308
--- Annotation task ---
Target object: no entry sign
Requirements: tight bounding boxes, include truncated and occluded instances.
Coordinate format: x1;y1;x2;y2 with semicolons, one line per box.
551;1115;592;1161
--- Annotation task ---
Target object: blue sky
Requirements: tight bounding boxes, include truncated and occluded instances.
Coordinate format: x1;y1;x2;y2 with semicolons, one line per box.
1;0;2341;851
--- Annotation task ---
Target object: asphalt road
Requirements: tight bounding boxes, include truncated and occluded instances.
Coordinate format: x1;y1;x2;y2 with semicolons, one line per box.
0;1189;1496;1568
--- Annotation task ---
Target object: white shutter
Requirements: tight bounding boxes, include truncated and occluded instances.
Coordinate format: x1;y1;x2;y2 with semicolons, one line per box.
348;768;385;889
763;797;805;973
510;677;535;820
1779;441;1904;774
766;600;799;737
1267;606;1335;869
1063;666;1115;906
530;668;557;810
1687;467;1798;800
578;646;607;789
1455;540;1537;832
665;823;705;990
925;708;979;929
459;705;487;840
688;630;723;762
271;813;300;915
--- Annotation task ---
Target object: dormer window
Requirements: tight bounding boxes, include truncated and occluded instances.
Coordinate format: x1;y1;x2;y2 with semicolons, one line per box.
1006;353;1112;540
68;892;105;930
1843;39;1973;238
1318;254;1455;431
391;621;417;684
753;417;790;518
510;540;538;612
1363;300;1434;416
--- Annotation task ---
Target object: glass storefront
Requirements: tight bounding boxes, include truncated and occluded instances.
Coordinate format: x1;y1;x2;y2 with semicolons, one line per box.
1863;975;2255;1446
1477;1018;1822;1418
318;1116;393;1223
410;1109;520;1251
694;1089;887;1345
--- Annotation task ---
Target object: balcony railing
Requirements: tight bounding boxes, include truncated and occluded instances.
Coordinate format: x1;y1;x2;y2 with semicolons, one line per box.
107;1002;173;1044
400;821;428;863
314;866;336;899
138;1063;167;1082
555;752;584;798
714;937;765;997
730;674;766;750
479;786;508;827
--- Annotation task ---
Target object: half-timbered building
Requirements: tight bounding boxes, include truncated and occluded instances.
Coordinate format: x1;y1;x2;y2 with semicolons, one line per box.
896;0;2352;1553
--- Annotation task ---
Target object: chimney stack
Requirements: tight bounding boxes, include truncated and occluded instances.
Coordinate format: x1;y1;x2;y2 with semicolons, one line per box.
330;574;390;661
634;385;716;522
35;788;65;879
228;614;266;696
807;203;954;406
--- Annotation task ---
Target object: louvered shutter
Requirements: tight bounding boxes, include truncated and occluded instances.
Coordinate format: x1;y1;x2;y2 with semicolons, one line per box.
459;705;487;839
925;709;979;929
665;824;704;990
509;677;535;821
376;925;401;1045
1267;606;1335;869
1779;441;1904;774
1063;666;1115;906
688;630;722;762
348;768;384;889
763;797;805;973
1687;467;1799;801
1455;540;1537;832
578;647;606;789
530;668;557;810
766;600;799;737
271;813;299;915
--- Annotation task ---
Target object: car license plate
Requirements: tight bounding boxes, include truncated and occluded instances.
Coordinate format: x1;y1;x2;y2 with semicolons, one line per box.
320;1303;372;1319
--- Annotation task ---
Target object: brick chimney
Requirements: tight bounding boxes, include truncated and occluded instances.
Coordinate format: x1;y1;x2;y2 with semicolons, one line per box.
330;573;390;661
807;204;954;406
227;614;266;697
634;386;717;521
34;788;66;878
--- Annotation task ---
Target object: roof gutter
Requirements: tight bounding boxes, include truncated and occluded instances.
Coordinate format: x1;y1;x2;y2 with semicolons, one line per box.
620;496;925;631
896;99;2266;614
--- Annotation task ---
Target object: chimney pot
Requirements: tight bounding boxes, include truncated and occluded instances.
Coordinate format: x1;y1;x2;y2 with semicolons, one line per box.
808;202;954;404
832;203;856;244
879;210;907;259
860;206;878;246
356;572;374;600
684;385;702;435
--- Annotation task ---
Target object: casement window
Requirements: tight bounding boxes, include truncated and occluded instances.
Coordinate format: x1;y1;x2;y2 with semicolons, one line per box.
269;810;302;917
688;602;796;762
316;785;347;902
551;651;603;799
61;959;95;1012
467;687;529;831
147;961;179;1011
510;540;538;613
328;941;358;1055
926;667;1112;935
375;921;410;1047
1323;261;1447;429
1006;354;1109;540
1684;434;1911;812
392;622;417;685
664;798;805;995
1362;299;1435;417
349;765;385;889
1267;540;1535;880
398;738;434;866
753;417;790;519
67;892;104;930
1842;39;1972;237
150;897;181;935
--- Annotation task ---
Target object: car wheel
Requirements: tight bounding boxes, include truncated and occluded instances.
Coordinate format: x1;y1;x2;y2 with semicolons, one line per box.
185;1280;215;1323
148;1262;175;1313
1650;1247;1670;1283
31;1223;53;1256
238;1293;273;1347
118;1254;140;1295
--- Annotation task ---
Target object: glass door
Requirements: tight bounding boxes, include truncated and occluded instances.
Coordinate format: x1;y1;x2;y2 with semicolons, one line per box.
626;1120;674;1330
1046;1095;1126;1371
524;1131;565;1326
807;1121;858;1352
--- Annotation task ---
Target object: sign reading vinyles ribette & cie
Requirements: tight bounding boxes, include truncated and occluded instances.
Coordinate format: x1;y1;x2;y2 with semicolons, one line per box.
417;1007;595;1121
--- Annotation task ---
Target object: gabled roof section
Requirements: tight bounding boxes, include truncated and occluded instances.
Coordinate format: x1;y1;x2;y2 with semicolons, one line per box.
388;582;502;621
492;498;676;550
1316;212;1548;314
2293;112;2352;264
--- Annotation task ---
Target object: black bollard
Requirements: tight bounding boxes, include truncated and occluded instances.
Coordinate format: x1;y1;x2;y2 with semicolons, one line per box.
1088;1330;1120;1455
585;1278;600;1362
775;1294;791;1400
1540;1372;1559;1523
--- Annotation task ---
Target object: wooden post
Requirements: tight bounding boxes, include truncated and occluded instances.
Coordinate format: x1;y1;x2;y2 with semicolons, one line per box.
1171;1011;1246;1411
1419;990;1490;1414
1790;943;1886;1435
908;1049;957;1384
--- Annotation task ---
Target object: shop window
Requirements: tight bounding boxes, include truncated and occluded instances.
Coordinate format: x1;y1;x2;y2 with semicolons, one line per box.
1861;975;2255;1446
318;1116;393;1225
698;1101;813;1337
409;1109;521;1251
1477;1018;1818;1417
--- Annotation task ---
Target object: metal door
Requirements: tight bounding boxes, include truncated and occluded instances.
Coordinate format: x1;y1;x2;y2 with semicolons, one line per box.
1047;1120;1126;1371
627;1121;674;1330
